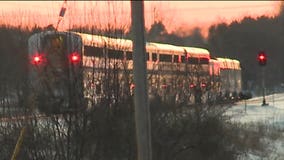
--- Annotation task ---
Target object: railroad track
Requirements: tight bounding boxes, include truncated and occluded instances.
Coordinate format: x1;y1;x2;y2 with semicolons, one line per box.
0;114;62;123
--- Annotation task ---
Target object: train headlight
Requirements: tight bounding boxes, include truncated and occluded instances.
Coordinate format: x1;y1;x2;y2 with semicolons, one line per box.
69;52;81;64
31;54;45;65
33;56;41;63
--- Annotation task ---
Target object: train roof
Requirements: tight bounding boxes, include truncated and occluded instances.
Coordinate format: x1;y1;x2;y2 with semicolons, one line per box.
28;31;82;54
146;42;185;55
182;47;210;59
30;31;81;40
216;58;241;70
74;32;212;58
77;32;186;55
74;32;133;52
77;32;185;55
209;58;220;66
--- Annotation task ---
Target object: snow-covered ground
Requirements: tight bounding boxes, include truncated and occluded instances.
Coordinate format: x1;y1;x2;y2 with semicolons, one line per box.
227;93;284;127
226;93;284;159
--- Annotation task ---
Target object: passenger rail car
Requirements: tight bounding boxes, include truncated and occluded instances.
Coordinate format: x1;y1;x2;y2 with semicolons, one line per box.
209;58;242;101
217;58;242;100
28;31;242;112
77;32;211;104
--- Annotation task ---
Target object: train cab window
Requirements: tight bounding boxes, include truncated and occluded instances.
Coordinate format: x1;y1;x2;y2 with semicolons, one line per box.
173;55;179;63
152;53;157;62
42;35;66;55
160;54;172;62
50;36;64;51
84;46;104;57
108;49;124;60
126;52;132;60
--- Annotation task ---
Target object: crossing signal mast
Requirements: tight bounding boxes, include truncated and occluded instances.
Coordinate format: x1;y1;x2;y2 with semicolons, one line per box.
56;0;67;30
257;51;268;106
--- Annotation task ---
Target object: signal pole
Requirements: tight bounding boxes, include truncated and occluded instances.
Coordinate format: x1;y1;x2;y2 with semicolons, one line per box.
131;1;152;160
261;66;267;106
257;51;268;106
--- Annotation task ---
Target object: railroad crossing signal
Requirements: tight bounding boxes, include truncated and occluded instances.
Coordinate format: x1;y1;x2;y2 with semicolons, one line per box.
257;52;267;66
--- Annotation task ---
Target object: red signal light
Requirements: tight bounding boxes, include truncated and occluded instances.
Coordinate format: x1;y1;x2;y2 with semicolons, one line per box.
130;84;135;89
161;84;167;89
259;55;265;60
257;52;267;66
190;83;195;88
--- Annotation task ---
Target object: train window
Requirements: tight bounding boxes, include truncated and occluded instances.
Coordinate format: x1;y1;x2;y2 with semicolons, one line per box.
173;55;179;63
160;54;172;62
108;49;124;60
146;52;149;61
126;52;132;60
181;55;186;63
200;58;209;64
152;53;157;62
188;57;209;64
84;46;104;57
126;52;148;61
188;57;199;64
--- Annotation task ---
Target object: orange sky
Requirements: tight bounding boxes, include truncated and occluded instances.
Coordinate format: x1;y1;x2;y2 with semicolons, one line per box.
0;1;281;37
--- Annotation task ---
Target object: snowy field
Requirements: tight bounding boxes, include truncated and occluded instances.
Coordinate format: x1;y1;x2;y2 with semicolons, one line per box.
227;93;284;127
226;93;284;159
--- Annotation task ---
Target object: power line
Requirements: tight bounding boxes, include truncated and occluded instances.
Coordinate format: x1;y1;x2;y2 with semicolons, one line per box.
153;4;278;13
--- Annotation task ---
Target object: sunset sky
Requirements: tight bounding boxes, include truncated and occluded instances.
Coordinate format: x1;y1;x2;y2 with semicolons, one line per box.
0;1;281;37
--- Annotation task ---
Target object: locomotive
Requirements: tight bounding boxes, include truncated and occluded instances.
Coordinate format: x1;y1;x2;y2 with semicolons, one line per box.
28;31;84;113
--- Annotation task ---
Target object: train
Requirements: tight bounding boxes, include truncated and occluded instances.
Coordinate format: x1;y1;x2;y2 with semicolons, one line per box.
27;31;242;112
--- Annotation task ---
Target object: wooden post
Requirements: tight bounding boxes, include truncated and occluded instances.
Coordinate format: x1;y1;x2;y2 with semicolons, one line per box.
10;127;26;160
131;1;152;160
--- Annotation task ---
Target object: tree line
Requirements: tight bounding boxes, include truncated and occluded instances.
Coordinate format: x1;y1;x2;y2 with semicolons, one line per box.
90;9;284;94
2;7;284;95
0;6;284;159
133;6;284;94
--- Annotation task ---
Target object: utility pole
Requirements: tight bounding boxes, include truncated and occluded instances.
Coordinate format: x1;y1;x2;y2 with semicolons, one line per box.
131;1;152;160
